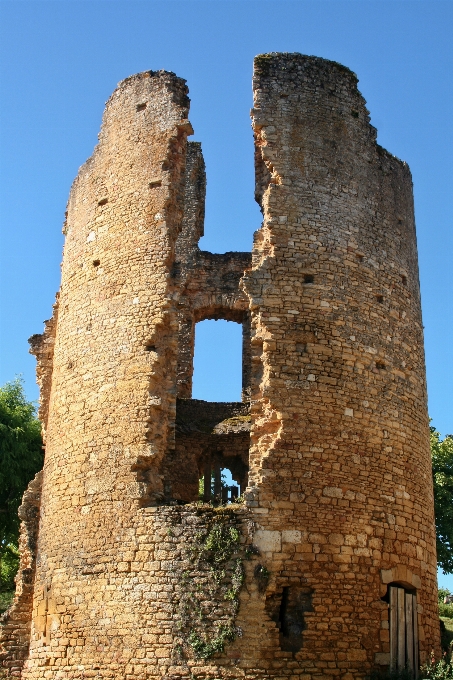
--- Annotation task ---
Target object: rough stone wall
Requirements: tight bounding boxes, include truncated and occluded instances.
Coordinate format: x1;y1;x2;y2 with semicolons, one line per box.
16;71;197;680
28;300;59;442
174;141;252;399
0;472;42;677
1;54;440;680
240;53;440;673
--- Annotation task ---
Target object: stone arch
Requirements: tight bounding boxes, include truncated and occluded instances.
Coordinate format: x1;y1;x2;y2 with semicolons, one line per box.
193;305;246;324
380;566;421;595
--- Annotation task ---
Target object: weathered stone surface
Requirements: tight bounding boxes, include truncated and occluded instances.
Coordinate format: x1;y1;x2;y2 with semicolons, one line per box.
0;54;440;679
0;472;42;676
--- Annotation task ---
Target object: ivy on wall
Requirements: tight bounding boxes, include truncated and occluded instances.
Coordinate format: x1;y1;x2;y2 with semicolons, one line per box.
168;505;246;662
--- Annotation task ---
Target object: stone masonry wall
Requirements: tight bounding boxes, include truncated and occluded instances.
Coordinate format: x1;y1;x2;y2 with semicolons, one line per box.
174;141;252;399
0;473;42;677
240;53;440;673
16;71;196;680
1;54;440;680
28;300;59;442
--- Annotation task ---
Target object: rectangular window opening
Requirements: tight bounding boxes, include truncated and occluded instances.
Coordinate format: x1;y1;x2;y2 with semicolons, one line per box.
192;319;243;402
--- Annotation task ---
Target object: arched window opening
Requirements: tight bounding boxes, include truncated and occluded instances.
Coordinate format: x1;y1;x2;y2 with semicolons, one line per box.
199;459;245;504
192;319;243;402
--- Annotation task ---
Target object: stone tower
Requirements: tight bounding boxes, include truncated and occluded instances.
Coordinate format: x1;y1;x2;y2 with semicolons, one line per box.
1;54;440;679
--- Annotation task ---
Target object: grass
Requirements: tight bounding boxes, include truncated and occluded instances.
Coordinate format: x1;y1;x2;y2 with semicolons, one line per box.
441;616;453;655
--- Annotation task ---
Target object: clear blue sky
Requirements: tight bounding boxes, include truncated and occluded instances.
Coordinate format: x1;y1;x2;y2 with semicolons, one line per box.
0;1;452;586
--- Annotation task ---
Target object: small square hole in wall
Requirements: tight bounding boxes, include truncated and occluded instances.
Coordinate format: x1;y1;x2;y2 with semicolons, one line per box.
355;253;364;262
304;274;314;284
376;362;386;370
145;344;156;352
376;295;384;303
136;103;147;112
401;275;407;286
351;110;359;118
98;198;108;206
149;179;162;189
93;259;100;267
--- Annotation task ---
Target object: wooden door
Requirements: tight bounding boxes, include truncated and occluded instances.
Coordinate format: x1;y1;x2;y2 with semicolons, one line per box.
389;585;419;677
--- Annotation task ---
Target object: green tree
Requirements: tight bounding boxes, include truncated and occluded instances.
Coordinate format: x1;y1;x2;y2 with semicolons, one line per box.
0;378;43;590
431;426;453;575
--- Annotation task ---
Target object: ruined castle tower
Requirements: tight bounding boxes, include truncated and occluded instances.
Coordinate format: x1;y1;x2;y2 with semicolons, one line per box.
1;54;440;679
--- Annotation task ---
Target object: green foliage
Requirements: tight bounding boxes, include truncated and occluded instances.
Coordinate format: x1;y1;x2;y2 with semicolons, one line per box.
431;427;453;574
439;589;453;619
0;544;19;606
173;509;244;661
420;658;453;679
200;523;240;565
0;378;43;589
187;625;236;660
439;589;452;604
0;543;19;591
0;589;15;615
440;603;453;619
441;616;453;656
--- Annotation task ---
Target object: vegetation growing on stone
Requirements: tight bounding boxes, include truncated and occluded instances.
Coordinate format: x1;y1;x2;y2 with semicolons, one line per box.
171;507;245;661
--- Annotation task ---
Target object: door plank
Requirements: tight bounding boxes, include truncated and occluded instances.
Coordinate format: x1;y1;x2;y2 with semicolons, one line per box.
406;592;414;673
413;594;419;679
390;586;398;669
397;587;406;669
